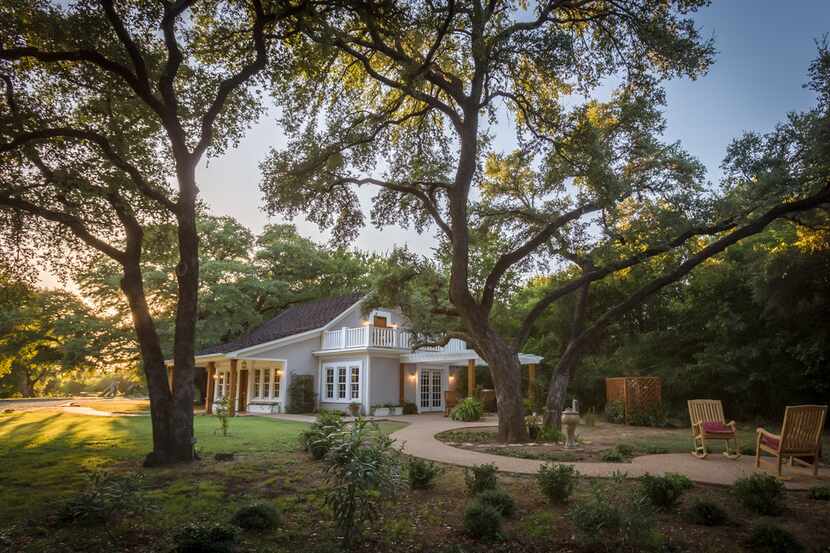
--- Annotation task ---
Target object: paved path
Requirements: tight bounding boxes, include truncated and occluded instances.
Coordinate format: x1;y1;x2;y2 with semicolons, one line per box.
269;413;827;489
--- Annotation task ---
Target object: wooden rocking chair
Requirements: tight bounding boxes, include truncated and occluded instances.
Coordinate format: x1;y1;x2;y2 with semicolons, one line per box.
756;405;827;478
688;399;740;459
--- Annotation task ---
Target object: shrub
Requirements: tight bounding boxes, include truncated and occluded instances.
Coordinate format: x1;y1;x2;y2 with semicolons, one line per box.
809;486;830;500
464;463;498;495
538;425;564;443
300;410;345;460
640;473;692;510
215;395;232;437
686;499;728;526
402;401;418;415
600;449;625;463
615;444;635;457
745;523;805;553
463;499;502;540
526;414;542;440
231;503;281;531
604;400;625;424
173;522;239;553
537;463;577;503
569;485;661;551
59;471;151;525
322;418;401;550
407;458;442;490
583;408;598;427
286;375;316;414
450;397;483;422
476;488;516;517
628;404;668;427
733;473;784;515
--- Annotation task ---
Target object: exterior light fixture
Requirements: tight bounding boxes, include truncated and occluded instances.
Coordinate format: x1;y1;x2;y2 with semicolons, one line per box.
241;361;247;370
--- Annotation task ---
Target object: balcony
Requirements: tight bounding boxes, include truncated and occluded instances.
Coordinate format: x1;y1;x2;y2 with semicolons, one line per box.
321;325;468;353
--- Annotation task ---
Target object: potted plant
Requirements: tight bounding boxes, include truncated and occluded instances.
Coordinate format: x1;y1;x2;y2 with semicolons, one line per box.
348;402;361;417
389;404;403;416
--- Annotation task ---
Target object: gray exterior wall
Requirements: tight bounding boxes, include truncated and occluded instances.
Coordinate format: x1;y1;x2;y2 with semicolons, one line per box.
402;363;417;405
369;356;400;408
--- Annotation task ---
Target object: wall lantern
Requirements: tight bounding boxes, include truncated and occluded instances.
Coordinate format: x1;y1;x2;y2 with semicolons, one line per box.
241;361;247;370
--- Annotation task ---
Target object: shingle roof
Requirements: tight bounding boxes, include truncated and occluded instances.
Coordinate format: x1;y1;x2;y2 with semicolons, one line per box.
196;293;363;356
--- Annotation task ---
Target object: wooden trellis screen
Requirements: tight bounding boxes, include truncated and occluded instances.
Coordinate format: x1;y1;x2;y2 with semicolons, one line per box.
605;377;662;424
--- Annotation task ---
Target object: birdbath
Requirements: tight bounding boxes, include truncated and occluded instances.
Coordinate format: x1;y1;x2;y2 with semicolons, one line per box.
561;404;580;449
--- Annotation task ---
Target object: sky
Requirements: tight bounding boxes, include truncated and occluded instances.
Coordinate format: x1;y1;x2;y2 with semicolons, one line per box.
39;0;830;288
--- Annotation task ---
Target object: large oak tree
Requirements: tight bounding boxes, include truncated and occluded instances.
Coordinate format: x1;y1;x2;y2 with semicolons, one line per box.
261;0;830;439
0;0;295;464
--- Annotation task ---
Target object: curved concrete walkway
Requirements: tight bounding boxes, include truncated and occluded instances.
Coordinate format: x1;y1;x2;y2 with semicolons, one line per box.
268;413;827;489
387;414;827;490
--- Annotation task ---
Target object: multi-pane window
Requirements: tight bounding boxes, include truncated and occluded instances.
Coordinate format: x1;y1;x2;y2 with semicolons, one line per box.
216;372;226;399
253;368;261;399
272;369;280;398
324;362;361;402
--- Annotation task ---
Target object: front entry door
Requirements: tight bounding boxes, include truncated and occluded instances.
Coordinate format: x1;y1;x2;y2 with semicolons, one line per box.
237;370;248;413
419;368;444;412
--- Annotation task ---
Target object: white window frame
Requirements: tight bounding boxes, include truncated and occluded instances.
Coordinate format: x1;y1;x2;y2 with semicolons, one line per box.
216;371;226;399
321;359;363;404
368;309;392;327
253;368;262;399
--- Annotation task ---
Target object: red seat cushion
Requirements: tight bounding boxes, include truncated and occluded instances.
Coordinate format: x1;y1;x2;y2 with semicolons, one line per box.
702;421;733;434
761;434;780;450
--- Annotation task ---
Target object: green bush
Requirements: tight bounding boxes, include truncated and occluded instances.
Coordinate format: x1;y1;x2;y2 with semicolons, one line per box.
686;499;728;526
640;473;692;510
615;444;635;457
300;410;345;460
604;400;625;424
733;473;785;515
809;486;830;500
450;397;483;422
600;449;626;463
537;463;577;503
463;499;502;540
569;485;661;551
402;401;418;415
745;523;805;553
231;503;281;531
627;404;668;427
476;488;516;517
286;375;315;414
173;522;239;553
59;471;151;525
407;458;442;490
322;418;401;550
465;463;498;495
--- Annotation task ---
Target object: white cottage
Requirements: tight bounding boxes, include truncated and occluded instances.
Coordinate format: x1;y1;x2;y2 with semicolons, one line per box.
174;294;542;415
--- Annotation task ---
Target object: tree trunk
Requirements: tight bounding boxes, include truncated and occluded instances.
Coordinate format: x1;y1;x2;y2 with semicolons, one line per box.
543;281;591;429
471;327;529;442
16;367;34;397
120;262;188;465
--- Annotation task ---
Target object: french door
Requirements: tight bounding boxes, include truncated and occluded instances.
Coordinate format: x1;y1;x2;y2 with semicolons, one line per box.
419;368;444;412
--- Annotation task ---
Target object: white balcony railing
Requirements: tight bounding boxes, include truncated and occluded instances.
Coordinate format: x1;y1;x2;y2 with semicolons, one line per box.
321;325;468;354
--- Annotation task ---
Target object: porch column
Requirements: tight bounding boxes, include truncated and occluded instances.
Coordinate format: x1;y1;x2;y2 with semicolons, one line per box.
528;363;537;403
167;366;174;392
205;362;216;414
467;359;476;398
399;363;405;404
228;359;238;417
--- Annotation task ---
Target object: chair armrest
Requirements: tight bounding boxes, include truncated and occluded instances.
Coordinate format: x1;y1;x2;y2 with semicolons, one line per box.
691;419;703;431
727;420;737;431
756;427;780;440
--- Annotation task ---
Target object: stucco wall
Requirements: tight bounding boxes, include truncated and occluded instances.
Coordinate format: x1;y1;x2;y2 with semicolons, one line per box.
369;356;400;408
402;363;417;405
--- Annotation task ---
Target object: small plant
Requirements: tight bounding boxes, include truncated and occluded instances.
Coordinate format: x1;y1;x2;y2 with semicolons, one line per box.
463;499;502;540
215;395;232;437
583;408;598;427
538;425;564;443
526;414;542;440
476;488;516;517
348;402;361;416
537;463;577;503
809;485;830;500
615;444;635;457
745;523;805;553
686;499;729;526
402;401;418;415
407;457;442;490
464;463;498;495
604;399;625;424
300;410;345;460
60;471;152;525
451;397;483;422
640;473;693;510
173;522;239;553
733;473;785;515
321;418;402;550
231;503;281;531
569;484;661;551
600;449;625;463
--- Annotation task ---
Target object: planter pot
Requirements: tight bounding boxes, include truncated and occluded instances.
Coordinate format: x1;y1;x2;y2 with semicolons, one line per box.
391;407;403;416
372;407;391;417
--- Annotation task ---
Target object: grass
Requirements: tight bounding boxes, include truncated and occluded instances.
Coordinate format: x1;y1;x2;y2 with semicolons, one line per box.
69;398;151;413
